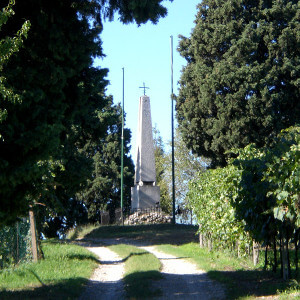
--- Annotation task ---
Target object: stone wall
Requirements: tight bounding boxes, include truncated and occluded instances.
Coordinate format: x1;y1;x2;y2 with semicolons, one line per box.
125;210;172;225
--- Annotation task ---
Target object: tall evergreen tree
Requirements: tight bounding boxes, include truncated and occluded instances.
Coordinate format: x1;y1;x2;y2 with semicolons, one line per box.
95;0;171;25
77;102;134;223
0;0;106;225
177;0;300;167
0;0;171;226
0;1;30;135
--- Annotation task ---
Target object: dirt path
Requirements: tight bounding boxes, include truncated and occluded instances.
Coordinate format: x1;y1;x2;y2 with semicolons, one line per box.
78;245;125;300
142;246;225;299
78;238;225;299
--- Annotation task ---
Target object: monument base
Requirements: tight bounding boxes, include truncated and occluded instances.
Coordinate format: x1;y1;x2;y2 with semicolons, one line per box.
131;185;160;209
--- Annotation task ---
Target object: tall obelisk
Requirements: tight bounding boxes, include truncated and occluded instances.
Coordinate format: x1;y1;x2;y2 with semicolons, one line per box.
131;95;160;209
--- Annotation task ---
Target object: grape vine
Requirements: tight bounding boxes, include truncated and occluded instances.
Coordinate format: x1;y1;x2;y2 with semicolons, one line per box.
188;126;300;278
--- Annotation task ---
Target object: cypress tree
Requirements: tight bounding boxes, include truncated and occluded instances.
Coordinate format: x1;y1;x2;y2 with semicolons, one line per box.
77;102;134;223
0;0;170;226
177;0;300;167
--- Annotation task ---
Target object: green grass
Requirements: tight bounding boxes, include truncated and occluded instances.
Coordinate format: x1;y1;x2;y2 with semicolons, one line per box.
6;223;295;299
0;240;98;300
156;242;300;299
65;223;99;240
109;244;162;298
78;223;300;299
84;223;198;245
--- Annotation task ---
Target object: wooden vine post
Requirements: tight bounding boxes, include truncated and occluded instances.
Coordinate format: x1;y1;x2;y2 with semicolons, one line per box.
29;206;38;262
253;240;259;266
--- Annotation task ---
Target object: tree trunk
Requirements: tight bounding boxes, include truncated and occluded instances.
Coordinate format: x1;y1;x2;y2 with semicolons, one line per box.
29;207;38;262
281;229;289;280
208;237;213;251
273;233;277;273
16;221;20;263
199;233;204;248
236;240;240;258
264;245;268;270
37;239;44;260
286;228;291;279
253;240;259;266
295;229;299;276
203;234;207;248
280;232;283;278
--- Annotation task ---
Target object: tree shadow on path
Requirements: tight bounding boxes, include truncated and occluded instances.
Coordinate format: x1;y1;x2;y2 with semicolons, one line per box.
150;271;225;299
83;224;198;246
78;278;124;300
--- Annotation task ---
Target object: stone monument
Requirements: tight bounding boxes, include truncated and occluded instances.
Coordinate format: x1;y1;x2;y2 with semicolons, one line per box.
131;94;160;209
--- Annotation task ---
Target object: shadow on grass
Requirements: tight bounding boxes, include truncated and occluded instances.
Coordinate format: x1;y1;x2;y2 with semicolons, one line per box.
207;269;291;299
99;251;149;265
0;277;88;300
159;256;190;261
65;253;100;264
28;270;46;286
68;247;149;265
42;239;68;245
1;261;293;299
84;224;198;246
124;270;162;298
120;268;293;299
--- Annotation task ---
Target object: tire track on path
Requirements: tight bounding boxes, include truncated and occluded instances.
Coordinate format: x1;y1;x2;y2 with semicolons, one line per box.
78;238;225;300
78;245;125;300
141;245;225;299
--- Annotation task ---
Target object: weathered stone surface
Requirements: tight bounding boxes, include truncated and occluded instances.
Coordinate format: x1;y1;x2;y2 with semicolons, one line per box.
131;95;160;209
125;210;172;225
131;185;160;209
134;96;156;184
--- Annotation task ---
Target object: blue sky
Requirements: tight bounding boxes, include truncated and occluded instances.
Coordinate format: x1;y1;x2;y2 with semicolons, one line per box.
94;0;200;160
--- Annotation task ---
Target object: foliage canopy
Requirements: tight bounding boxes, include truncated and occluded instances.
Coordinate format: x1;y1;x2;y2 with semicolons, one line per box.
177;0;300;167
188;125;300;277
0;0;171;227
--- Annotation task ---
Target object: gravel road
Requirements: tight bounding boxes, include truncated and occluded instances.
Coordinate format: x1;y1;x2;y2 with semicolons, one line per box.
142;246;225;299
78;246;125;300
78;239;225;299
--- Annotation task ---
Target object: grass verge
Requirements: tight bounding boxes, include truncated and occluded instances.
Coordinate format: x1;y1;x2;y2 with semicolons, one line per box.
65;223;99;240
0;240;98;300
156;243;300;299
109;244;162;298
77;223;300;299
84;223;198;245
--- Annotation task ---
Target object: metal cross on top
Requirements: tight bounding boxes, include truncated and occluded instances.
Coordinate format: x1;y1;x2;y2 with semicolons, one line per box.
139;82;149;95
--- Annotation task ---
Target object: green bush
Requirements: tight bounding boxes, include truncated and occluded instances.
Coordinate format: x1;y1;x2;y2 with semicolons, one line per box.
188;126;300;278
